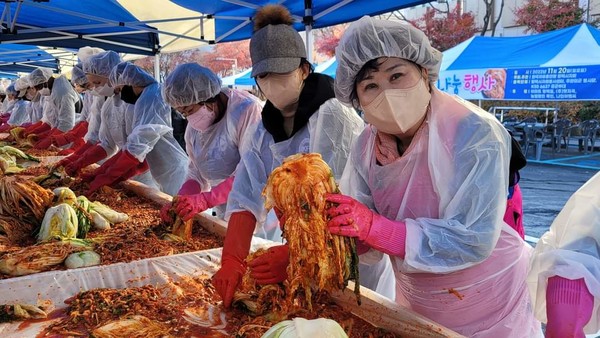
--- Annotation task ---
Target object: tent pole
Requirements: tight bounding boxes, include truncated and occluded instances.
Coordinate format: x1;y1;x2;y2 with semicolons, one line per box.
304;0;314;63
154;53;161;82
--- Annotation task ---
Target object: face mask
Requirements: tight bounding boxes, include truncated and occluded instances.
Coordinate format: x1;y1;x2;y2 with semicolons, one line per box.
120;85;139;105
362;78;431;135
39;87;51;96
93;84;114;97
26;88;36;100
257;70;303;111
187;106;216;132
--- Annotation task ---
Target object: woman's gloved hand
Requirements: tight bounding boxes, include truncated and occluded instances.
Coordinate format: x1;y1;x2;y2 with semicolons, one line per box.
326;193;407;258
86;151;143;194
248;244;289;285
33;128;61;149
545;276;593;338
173;177;234;221
64;144;107;177
212;211;255;308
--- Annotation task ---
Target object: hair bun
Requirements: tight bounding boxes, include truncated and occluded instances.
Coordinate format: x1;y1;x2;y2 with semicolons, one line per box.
254;4;294;32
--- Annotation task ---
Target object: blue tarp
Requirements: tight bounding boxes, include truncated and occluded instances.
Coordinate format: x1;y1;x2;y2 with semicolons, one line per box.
0;0;159;55
172;0;431;42
0;44;60;75
438;24;600;101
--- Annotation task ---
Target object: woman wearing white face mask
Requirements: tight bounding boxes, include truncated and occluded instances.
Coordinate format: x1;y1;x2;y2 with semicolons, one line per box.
79;61;188;196
211;4;369;309
57;51;156;191
0;80;30;131
160;63;262;221
324;17;540;337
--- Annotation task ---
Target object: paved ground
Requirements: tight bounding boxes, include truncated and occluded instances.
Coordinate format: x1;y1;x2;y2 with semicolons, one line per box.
520;161;598;239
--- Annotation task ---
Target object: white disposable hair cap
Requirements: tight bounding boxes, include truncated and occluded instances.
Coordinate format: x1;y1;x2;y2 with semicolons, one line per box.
77;46;105;64
334;16;442;108
28;67;54;87
14;76;30;91
108;62;155;88
83;50;121;77
162;63;222;107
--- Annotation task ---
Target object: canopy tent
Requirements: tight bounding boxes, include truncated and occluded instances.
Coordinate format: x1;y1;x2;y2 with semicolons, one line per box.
0;0;159;55
232;56;338;87
222;68;251;87
437;23;600;101
0;44;61;76
234;68;255;87
171;0;432;60
314;56;337;78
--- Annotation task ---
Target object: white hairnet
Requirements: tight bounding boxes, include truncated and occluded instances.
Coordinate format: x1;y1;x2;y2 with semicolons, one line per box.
0;86;5;95
77;46;105;64
334;16;442;107
108;62;155;88
162;63;222;107
28;67;54;87
83;50;121;77
14;76;29;91
71;64;88;86
5;84;17;96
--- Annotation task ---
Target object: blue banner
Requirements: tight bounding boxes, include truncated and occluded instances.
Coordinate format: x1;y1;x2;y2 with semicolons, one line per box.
437;65;600;100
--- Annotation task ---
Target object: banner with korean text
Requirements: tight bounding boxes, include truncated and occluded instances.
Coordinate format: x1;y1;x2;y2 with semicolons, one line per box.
437;65;600;101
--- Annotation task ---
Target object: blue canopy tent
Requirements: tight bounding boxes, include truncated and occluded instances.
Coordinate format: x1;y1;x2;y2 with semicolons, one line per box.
0;44;60;75
234;69;256;87
222;68;252;87
314;57;337;78
233;56;337;86
0;0;160;55
171;0;432;60
438;24;600;101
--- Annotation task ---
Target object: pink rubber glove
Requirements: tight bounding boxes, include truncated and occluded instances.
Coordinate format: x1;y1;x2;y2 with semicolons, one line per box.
174;176;234;221
546;276;594;338
212;211;256;308
326;193;407;258
247;244;289;285
160;180;202;223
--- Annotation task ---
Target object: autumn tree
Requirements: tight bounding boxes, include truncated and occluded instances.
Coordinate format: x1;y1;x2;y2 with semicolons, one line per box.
134;49;203;82
314;24;348;58
411;3;478;51
202;39;252;77
514;0;584;33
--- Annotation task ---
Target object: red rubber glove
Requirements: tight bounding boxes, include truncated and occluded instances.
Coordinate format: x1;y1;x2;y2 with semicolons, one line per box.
33;128;62;149
86;150;143;194
546;276;594;338
0;123;12;132
64;144;107;177
160;180;203;222
52;121;87;147
174;176;234;221
79;150;123;183
55;141;96;168
326;193;407;258
212;211;256;308
247;244;289;284
24;121;50;136
57;138;85;156
115;159;149;183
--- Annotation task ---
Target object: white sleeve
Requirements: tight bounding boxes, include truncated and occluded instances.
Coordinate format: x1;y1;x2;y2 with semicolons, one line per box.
309;99;364;180
528;172;600;332
125;84;172;161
